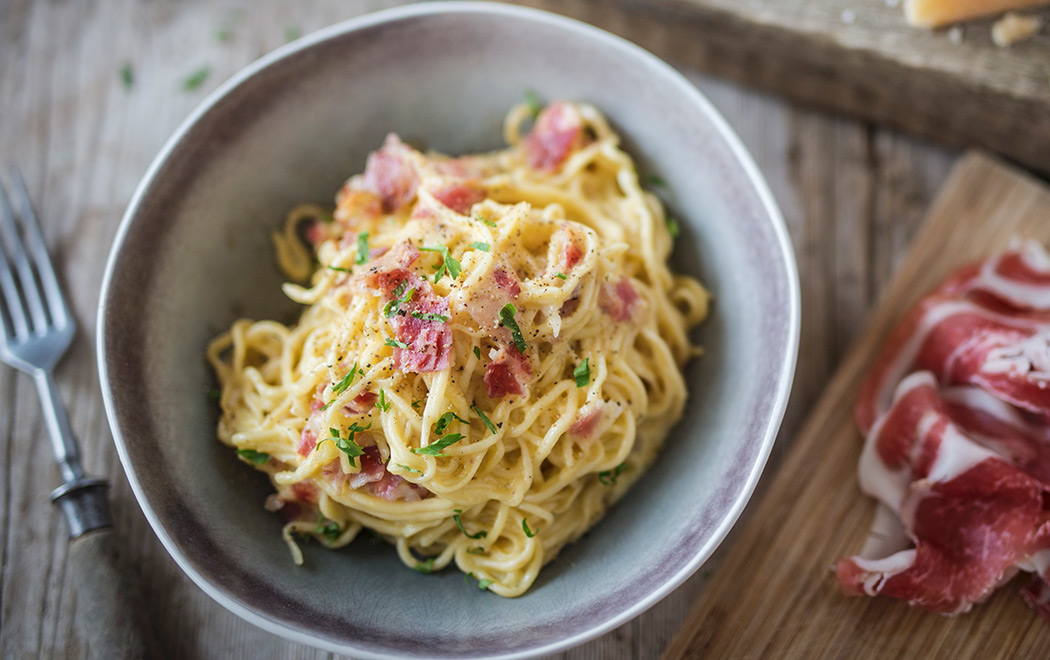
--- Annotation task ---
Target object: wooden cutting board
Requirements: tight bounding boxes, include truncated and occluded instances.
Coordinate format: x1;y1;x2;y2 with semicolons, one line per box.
664;151;1050;658
523;0;1050;176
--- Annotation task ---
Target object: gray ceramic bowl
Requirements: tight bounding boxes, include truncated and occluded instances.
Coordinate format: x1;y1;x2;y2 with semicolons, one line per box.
98;3;799;658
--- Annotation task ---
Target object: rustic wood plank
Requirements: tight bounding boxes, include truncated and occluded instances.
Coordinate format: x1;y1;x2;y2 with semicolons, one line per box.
0;0;957;657
664;152;1050;659
532;0;1050;176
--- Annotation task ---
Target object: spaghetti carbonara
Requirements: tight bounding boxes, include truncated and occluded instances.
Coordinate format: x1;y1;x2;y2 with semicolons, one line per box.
207;101;709;596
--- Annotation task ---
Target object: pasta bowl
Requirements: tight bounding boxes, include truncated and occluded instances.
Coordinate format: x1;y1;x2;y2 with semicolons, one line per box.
97;2;799;658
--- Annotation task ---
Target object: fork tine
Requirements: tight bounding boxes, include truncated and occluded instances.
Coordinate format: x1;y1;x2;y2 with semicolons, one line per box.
9;168;69;329
0;177;49;333
0;228;30;340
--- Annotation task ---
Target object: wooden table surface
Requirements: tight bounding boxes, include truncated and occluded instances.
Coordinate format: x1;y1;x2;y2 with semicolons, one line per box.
0;0;961;657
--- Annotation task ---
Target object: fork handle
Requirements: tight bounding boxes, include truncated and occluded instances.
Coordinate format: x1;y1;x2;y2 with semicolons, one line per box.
67;526;166;659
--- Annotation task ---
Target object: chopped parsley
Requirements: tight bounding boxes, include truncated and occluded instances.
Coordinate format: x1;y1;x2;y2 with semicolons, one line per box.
574;358;591;388
473;346;482;359
555;272;568;280
119;63;134;90
355;232;370;264
469;242;491;252
182;66;211;91
466;547;485;555
315;514;340;542
522;519;536;538
524;90;542;118
329;425;368;467
666;217;681;239
420;244;462;283
453;509;487;539
205;388;222;400
284;24;301;42
332;363;358;395
414;558;436;574
385;338;409;349
412;433;464;457
327;265;352;273
434;411;468;435
236;448;270;464
476;576;494;590
411;400;423;409
499;303;527;353
375;389;391;412
646;173;667;187
396;464;420;474
216;27;233;43
411;311;449;323
382;281;415;318
471;405;497;435
476;215;498;228
319;211;334;224
597;462;628;486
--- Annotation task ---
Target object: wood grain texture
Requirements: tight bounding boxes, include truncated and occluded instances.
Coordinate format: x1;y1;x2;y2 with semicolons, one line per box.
664;152;1050;660
554;0;1050;176
0;0;957;657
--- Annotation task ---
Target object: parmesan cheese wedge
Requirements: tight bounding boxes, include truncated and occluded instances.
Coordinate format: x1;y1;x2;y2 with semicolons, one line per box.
906;0;1050;27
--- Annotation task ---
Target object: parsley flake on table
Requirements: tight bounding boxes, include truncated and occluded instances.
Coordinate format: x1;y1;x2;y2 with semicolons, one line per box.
119;63;134;90
182;66;211;91
499;303;527;353
236;448;270;464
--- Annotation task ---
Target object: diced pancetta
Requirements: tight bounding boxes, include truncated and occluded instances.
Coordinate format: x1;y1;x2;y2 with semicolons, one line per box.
484;344;532;398
464;265;521;330
359;134;420;212
570;406;602;438
341;391;377;416
525;102;583;171
600;278;640;322
429;182;485;215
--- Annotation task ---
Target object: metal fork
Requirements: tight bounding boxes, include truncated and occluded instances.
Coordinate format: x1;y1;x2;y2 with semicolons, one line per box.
0;169;161;658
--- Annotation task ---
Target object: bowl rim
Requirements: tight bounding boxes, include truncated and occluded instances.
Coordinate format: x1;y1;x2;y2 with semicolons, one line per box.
97;2;801;657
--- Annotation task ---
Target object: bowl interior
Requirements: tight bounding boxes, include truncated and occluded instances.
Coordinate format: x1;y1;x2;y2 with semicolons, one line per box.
99;4;798;658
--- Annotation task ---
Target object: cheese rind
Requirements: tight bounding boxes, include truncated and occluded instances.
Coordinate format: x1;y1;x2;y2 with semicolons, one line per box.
906;0;1050;27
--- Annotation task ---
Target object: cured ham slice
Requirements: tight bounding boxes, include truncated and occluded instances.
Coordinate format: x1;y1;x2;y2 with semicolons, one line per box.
600;277;640;322
429;182;485;215
841;241;1050;622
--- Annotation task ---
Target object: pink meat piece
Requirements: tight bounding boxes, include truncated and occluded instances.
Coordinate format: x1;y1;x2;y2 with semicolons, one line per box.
525;102;583;171
430;182;485;215
360;134;420;212
569;407;603;438
341;391;377;416
465;265;521;329
297;428;317;457
484;344;532;398
837;373;1050;614
600;278;639;322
